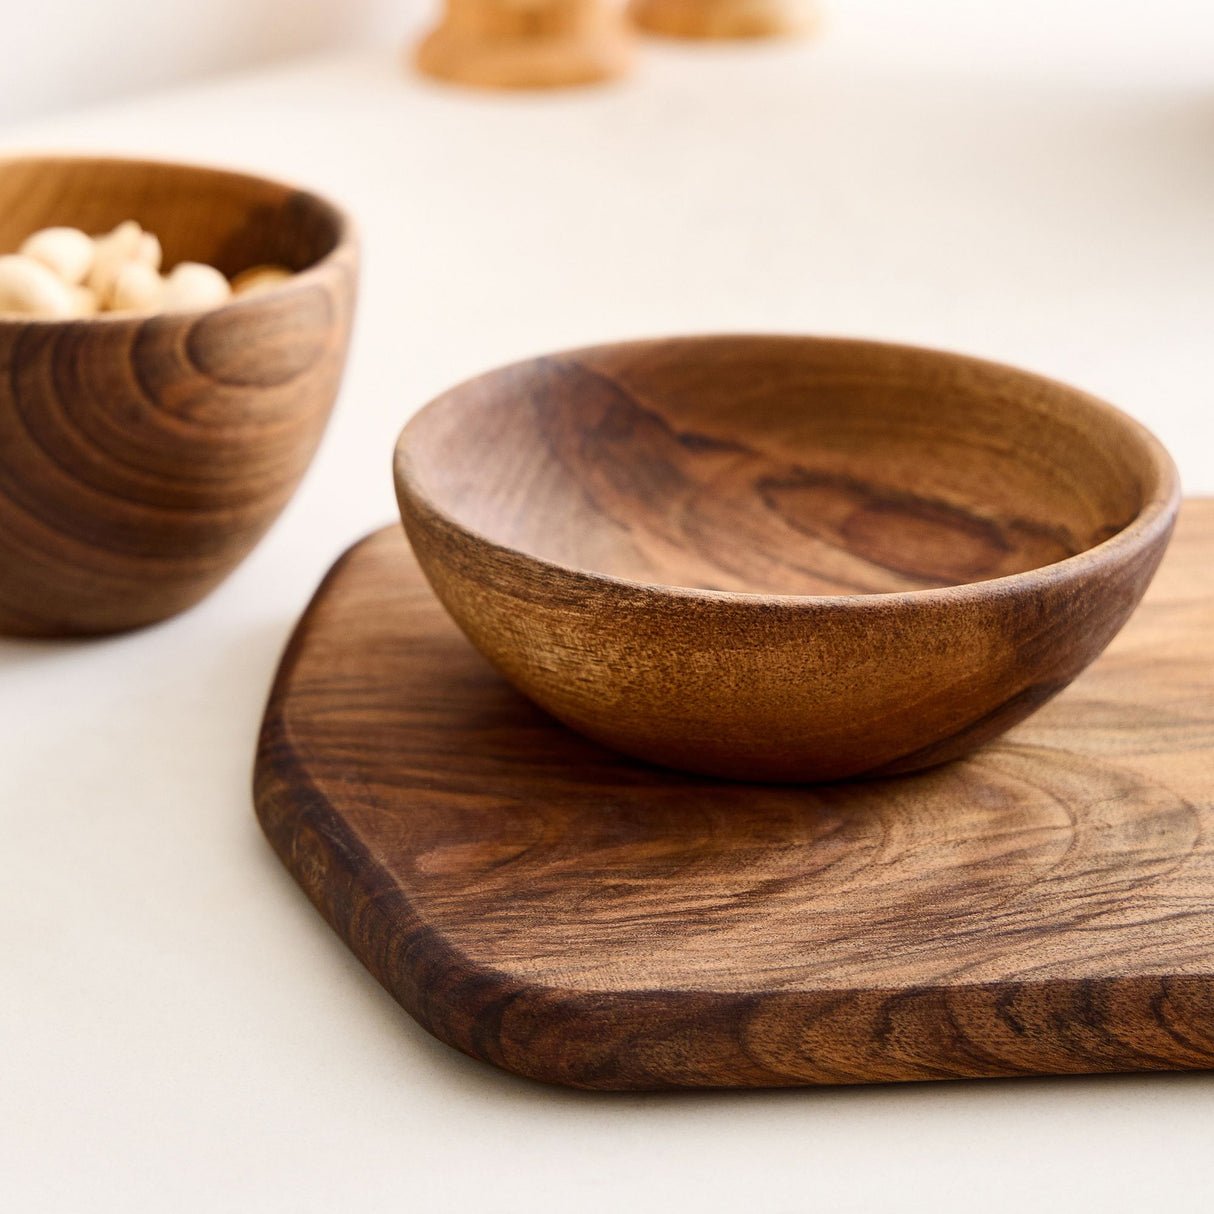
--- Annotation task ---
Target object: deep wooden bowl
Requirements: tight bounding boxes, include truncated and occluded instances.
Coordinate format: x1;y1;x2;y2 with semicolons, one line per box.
0;156;358;637
395;336;1180;782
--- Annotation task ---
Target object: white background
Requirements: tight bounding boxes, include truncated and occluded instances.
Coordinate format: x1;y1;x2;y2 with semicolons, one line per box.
0;0;415;122
9;0;1214;121
2;2;1214;1211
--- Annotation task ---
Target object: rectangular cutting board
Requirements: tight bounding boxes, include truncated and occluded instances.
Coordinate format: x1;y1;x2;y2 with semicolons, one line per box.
255;500;1214;1090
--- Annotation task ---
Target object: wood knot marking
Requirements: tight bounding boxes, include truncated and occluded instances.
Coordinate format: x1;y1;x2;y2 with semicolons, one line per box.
292;826;330;892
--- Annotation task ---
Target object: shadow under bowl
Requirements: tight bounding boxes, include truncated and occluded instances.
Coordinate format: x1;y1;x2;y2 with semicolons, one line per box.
395;334;1180;782
0;155;359;637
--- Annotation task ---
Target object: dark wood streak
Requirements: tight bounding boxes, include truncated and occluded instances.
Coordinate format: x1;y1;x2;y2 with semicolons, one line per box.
255;501;1214;1091
520;349;1138;594
756;468;1086;587
0;156;358;637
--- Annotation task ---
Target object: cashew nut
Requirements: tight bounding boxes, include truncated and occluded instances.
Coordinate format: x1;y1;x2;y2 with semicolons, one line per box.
89;221;161;307
19;227;96;286
231;264;292;297
0;254;81;318
161;262;232;312
110;262;164;313
72;286;100;317
137;231;163;272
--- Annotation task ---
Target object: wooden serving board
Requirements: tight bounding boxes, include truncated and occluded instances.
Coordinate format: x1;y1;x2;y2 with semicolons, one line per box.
255;501;1214;1090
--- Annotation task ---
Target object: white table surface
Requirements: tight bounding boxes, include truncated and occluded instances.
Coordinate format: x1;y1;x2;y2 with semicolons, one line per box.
3;5;1213;1211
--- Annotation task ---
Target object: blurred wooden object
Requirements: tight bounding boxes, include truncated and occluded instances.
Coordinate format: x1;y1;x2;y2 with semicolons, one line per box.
415;0;633;89
629;0;818;39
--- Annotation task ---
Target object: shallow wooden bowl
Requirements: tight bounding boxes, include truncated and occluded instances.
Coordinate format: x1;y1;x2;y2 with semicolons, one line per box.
395;335;1180;782
0;155;358;637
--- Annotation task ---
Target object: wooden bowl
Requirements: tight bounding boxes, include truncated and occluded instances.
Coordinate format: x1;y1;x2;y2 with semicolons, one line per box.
395;336;1180;783
0;156;358;637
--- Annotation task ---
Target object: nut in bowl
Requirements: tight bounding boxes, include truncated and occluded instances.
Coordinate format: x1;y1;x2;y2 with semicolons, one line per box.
0;155;358;637
395;335;1180;783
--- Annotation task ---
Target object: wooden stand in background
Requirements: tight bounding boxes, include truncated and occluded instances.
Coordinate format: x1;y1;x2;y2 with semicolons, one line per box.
415;0;633;89
630;0;818;39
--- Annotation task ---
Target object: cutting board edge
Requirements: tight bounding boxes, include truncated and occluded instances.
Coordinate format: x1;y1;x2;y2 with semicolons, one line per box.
255;741;1214;1090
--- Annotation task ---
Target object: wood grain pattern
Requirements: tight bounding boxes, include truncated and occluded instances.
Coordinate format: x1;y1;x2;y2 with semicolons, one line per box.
395;336;1179;781
255;501;1214;1091
629;0;818;39
0;156;358;637
415;0;633;89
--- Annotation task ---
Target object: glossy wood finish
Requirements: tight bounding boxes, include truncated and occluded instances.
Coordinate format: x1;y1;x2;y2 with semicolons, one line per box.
629;0;818;39
0;157;358;637
256;501;1214;1091
415;0;633;90
395;336;1179;782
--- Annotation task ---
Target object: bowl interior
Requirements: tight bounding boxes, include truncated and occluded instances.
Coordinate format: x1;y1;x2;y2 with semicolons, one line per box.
402;337;1166;596
0;156;344;278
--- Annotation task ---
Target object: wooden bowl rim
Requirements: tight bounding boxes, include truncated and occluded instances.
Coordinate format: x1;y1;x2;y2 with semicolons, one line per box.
0;153;358;327
395;334;1182;609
